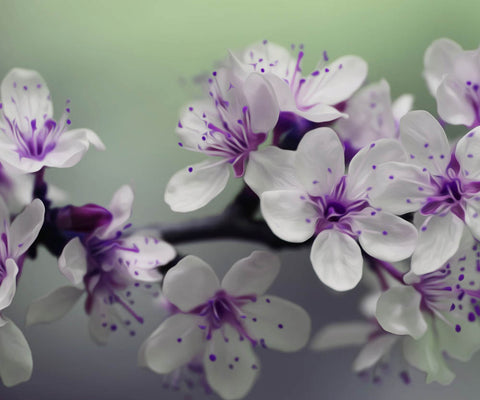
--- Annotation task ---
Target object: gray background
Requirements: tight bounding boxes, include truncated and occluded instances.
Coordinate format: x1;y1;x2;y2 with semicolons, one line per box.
2;0;480;399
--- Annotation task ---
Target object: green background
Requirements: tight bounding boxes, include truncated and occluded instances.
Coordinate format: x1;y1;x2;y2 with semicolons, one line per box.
2;1;480;399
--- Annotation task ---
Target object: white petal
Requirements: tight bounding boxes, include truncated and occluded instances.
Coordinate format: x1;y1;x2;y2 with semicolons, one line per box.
353;334;398;372
310;230;363;291
204;325;260;400
163;255;220;312
9;198;44;258
294;103;345;123
165;160;230;213
436;315;480;362
465;199;480;240
0;259;18;311
392;94;414;122
367;161;433;214
242;295;311;352
58;237;87;285
402;320;455;385
436;76;476;126
424;38;463;95
0;318;33;387
95;185;133;239
376;286;427;339
26;285;83;326
295;128;344;196
400;110;451;175
310;321;374;351
309;55;368;105
139;313;204;373
221;251;280;296
455;127;480;180
244;147;298;195
260;190;317;242
1;68;53;132
411;214;464;275
353;209;417;262
243;73;279;133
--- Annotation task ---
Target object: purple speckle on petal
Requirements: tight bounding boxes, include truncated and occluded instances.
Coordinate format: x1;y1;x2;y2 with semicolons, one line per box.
209;354;216;362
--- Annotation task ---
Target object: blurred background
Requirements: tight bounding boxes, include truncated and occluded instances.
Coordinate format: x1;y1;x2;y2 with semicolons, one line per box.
2;0;480;399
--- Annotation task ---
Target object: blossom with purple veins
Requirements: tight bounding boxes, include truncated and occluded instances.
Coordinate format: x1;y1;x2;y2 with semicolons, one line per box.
165;68;279;212
139;251;311;400
424;38;480;128
231;40;368;123
26;185;176;344
368;110;480;274
245;127;417;291
0;68;105;173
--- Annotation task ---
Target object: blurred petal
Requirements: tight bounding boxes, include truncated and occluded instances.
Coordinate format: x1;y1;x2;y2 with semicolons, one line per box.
311;322;374;351
58;237;87;286
9;198;44;258
353;334;398;372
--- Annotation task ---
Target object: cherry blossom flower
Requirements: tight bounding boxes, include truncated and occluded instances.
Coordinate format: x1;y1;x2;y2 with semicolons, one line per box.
165;68;279;212
0;197;44;386
26;185;176;344
424;38;480;128
230;41;368;123
245;128;417;291
335;79;413;159
0;68;105;173
368;110;480;274
139;251;311;400
376;233;480;384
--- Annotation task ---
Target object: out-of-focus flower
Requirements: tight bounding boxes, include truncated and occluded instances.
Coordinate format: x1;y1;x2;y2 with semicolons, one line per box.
424;38;480;128
165;69;279;212
245;128;417;291
0;198;44;386
368;110;480;274
26;185;176;344
231;40;368;123
139;251;311;400
0;68;105;173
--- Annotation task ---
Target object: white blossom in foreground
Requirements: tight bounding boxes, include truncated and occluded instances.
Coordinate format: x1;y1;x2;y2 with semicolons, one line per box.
245;128;417;291
0;198;44;386
26;185;176;344
424;38;480;128
376;234;480;384
139;251;311;400
335;79;413;157
231;40;368;123
0;68;105;173
369;110;480;274
165;68;279;212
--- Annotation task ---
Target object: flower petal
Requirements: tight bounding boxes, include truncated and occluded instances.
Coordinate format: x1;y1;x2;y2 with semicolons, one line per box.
244;146;298;195
295;128;344;196
411;214;464;275
95;185;133;239
163;255;220;312
436;314;480;362
0;259;18;311
0;318;33;387
400;110;451;175
376;286;427;339
165;160;230;213
310;321;374;351
436;76;476;126
392;94;414;122
465;199;480;240
352;334;398;372
1;68;53;132
260;190;317;243
9;198;44;259
310;230;363;291
58;237;87;286
204;325;260;400
139;313;204;373
242;295;311;352
221;251;280;297
455;126;480;180
26;285;83;326
353;208;417;262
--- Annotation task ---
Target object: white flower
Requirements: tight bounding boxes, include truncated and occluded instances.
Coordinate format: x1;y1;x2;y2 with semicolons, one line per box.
424;38;480;127
0;198;44;386
26;186;176;344
231;40;368;123
165;68;279;212
0;68;105;173
368;110;480;274
245;128;417;291
139;251;311;400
